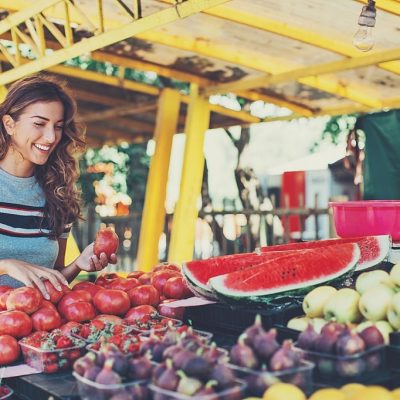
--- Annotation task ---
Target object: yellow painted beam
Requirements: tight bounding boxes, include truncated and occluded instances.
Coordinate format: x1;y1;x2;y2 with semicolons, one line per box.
91;52;313;116
137;89;181;271
204;47;400;95
168;84;210;264
140;30;384;109
165;1;400;76
356;0;400;16
0;0;230;85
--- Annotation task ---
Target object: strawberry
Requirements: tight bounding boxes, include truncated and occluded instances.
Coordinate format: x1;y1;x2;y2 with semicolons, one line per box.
56;336;73;349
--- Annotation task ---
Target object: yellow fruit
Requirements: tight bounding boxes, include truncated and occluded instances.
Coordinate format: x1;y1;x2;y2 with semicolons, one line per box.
309;388;346;400
263;383;306;400
340;383;365;398
392;388;400;399
348;386;393;400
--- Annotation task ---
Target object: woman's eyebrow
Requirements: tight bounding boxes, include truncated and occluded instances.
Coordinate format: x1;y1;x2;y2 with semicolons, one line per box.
30;115;64;123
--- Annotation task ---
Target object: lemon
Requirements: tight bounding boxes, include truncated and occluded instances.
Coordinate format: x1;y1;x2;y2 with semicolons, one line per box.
309;388;346;400
348;386;393;400
392;388;400;399
340;383;365;398
262;383;306;400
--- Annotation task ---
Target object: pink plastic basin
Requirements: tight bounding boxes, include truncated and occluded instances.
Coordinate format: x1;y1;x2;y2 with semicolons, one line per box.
329;200;400;240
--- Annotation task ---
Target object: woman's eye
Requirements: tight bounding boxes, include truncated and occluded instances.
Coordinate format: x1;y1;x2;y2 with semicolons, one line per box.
55;126;63;131
34;122;44;127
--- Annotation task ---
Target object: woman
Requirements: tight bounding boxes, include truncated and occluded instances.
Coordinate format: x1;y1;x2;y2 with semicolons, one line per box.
0;74;116;299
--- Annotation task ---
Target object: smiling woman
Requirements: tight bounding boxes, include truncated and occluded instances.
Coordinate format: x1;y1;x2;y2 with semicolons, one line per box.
0;74;118;299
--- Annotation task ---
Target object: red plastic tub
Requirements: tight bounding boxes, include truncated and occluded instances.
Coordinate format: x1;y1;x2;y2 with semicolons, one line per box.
329;200;400;240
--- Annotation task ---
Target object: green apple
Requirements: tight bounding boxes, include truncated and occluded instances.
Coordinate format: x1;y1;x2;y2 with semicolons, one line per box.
355;270;392;294
323;288;362;323
390;263;400;287
287;316;310;331
302;286;337;318
359;284;395;321
356;320;393;344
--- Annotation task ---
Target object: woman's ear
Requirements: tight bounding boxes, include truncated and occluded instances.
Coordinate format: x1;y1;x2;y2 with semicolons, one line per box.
2;115;15;136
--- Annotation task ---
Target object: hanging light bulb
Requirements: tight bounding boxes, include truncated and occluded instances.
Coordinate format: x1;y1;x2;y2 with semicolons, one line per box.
353;0;376;52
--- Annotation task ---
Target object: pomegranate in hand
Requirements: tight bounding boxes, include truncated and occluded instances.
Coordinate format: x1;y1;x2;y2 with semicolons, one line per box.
94;228;119;259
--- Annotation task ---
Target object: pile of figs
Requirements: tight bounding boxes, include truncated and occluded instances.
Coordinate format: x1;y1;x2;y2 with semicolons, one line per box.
228;315;309;396
150;352;243;399
73;343;153;400
297;321;385;378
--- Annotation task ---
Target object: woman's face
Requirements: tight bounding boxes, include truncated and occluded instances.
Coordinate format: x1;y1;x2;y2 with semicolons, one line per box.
5;101;64;174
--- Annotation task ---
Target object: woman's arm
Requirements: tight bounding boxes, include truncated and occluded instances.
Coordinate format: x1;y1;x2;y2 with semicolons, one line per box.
0;258;67;299
55;238;117;283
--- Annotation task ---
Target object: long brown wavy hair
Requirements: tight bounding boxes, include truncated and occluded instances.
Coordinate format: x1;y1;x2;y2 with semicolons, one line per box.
0;73;86;239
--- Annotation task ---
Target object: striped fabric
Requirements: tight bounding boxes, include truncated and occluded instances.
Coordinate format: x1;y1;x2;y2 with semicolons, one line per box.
0;201;71;238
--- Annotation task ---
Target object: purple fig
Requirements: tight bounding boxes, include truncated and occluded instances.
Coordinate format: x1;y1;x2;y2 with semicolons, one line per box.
321;322;346;336
209;363;236;389
252;328;280;361
365;353;383;371
202;342;227;363
129;384;149;400
128;356;153;380
335;332;365;356
152;362;167;382
109;353;129;375
359;326;384;349
172;348;197;369
182;356;212;382
297;324;318;351
194;380;217;397
154;359;179;391
152;342;171;362
162;344;182;360
229;335;259;369
243;314;265;347
95;359;122;385
83;365;101;381
73;352;96;376
269;340;301;371
314;325;340;353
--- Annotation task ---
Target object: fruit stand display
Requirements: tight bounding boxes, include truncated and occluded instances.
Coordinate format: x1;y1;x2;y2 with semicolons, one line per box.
4;228;400;399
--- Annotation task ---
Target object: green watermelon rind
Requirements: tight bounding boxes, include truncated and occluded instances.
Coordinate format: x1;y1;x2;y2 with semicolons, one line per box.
183;272;218;300
210;243;360;301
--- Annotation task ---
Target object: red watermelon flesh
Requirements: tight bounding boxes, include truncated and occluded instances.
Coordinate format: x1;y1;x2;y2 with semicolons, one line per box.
182;250;299;295
210;243;360;298
260;235;390;271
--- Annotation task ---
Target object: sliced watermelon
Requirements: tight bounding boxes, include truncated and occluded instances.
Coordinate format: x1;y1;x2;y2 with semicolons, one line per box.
260;235;391;271
182;251;298;299
210;243;360;303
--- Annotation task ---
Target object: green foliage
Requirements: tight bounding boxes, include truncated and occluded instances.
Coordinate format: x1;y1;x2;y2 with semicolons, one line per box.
310;114;358;152
78;143;150;211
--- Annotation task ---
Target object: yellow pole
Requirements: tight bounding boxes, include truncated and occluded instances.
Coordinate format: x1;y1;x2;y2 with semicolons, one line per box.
168;84;210;264
136;88;180;271
0;85;7;102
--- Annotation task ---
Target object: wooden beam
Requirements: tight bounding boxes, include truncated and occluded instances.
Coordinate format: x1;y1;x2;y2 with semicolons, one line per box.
72;88;131;107
0;0;231;85
204;47;400;95
83;101;157;122
157;1;400;76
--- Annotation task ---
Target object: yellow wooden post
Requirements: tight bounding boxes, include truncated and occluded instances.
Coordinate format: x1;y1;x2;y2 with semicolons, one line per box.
168;84;210;264
136;88;180;271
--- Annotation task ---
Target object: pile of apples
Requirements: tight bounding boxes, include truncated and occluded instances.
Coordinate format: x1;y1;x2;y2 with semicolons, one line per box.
287;263;400;343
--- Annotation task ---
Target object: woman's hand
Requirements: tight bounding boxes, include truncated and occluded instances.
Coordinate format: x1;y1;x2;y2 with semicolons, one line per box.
73;243;117;272
0;259;68;299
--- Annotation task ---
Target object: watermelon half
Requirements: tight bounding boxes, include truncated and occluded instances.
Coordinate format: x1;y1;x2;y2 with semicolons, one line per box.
210;242;360;304
182;251;299;299
260;235;391;271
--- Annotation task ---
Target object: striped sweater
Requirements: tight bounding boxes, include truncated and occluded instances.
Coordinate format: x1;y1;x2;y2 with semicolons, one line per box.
0;167;71;287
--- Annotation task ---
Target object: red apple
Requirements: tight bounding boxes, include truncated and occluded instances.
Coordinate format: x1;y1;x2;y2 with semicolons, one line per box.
93;228;119;259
